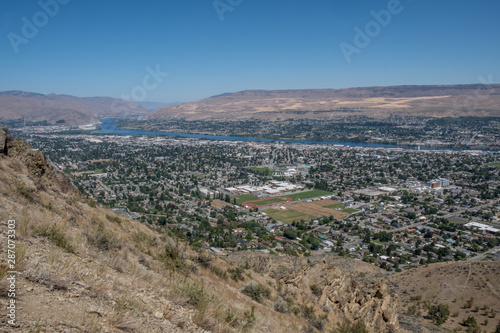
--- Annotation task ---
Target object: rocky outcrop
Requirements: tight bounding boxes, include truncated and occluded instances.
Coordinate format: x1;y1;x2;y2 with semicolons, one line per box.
0;127;8;155
227;251;399;332
279;259;399;332
1;128;78;195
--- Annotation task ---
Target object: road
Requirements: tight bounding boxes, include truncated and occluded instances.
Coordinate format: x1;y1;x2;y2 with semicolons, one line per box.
97;179;113;193
468;246;500;261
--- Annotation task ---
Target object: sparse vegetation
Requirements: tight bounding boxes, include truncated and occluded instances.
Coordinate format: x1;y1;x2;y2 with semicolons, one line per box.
35;225;75;253
241;280;271;303
464;296;474;309
462;316;479;332
85;224;121;252
428;303;450;325
227;266;245;282
105;214;121;224
310;284;323;297
159;238;186;271
15;180;34;201
274;297;291;313
331;318;369;333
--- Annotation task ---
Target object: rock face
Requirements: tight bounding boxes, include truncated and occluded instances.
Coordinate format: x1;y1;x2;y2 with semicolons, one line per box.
228;251;400;332
0;128;77;195
280;259;399;332
0;127;7;154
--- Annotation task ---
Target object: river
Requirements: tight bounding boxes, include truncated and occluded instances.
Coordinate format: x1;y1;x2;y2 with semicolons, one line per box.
93;118;466;151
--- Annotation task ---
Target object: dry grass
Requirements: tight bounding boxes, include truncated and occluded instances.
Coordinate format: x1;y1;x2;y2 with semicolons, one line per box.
24;262;70;291
292;202;349;219
389;261;500;332
311;199;342;207
108;296;142;332
211;199;233;208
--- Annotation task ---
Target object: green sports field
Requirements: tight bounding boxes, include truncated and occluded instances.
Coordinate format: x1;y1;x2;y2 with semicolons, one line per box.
487;162;500;168
246;166;273;176
288;190;333;201
243;197;289;206
235;194;259;205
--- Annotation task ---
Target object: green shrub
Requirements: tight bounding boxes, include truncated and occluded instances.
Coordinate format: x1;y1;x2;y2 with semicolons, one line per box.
85;224;121;251
242;306;255;332
159;238;186;271
310;284;322;297
85;198;97;208
241;280;270;303
195;254;212;268
105;214;121;224
462;316;478;329
302;305;316;320
15;181;33;202
464;297;474;309
228;267;245;282
36;225;75;253
173;281;211;308
428;303;450;325
332;318;369;333
407;304;417;315
273;297;290;313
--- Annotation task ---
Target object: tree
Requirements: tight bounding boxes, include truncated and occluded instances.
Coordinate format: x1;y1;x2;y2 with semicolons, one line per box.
362;232;371;244
455;250;466;260
428;303;450;325
283;228;297;240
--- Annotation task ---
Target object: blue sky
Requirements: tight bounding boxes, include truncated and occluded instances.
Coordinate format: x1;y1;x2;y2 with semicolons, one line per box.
1;0;499;103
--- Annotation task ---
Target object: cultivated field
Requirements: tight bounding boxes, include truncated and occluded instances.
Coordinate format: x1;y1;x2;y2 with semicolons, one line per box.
146;85;500;121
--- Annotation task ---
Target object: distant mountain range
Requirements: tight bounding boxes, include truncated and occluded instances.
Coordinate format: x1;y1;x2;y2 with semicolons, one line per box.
146;84;500;121
0;91;148;125
2;84;499;126
135;101;182;111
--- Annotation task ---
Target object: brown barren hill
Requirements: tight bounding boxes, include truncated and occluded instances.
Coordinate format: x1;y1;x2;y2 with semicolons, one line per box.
388;261;500;333
146;84;500;121
0;91;148;125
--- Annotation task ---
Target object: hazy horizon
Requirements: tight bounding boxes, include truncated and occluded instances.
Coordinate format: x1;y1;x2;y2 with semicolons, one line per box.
1;0;499;103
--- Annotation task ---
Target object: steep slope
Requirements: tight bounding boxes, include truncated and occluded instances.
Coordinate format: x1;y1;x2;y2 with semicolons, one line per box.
0;91;148;126
0;129;400;332
388;261;500;332
146;84;500;121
